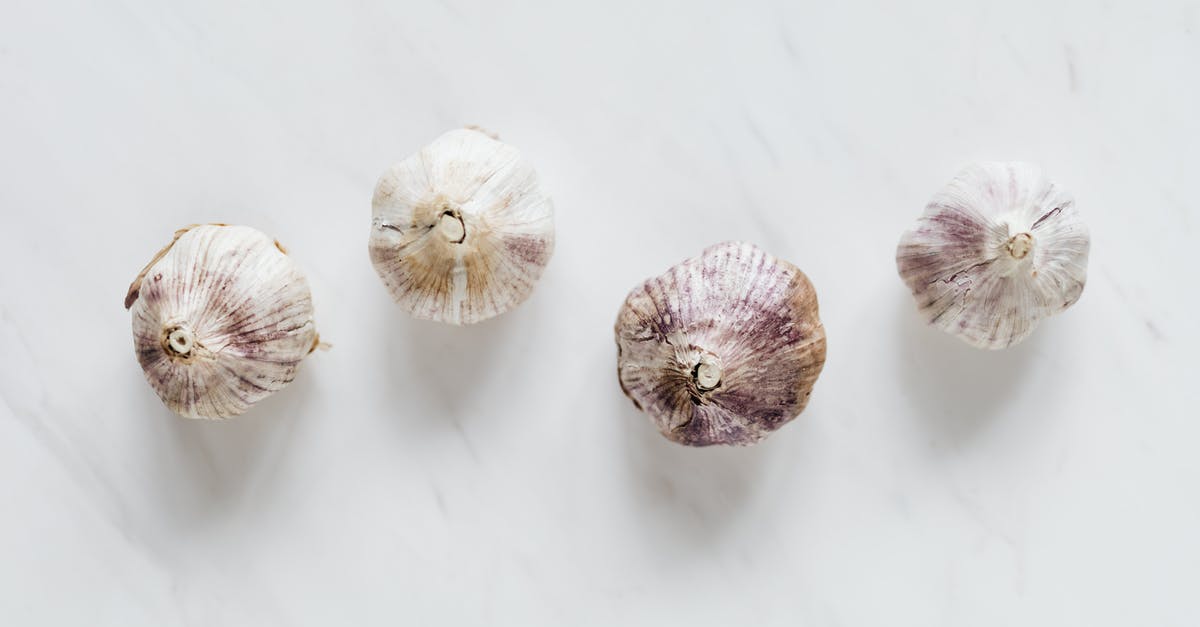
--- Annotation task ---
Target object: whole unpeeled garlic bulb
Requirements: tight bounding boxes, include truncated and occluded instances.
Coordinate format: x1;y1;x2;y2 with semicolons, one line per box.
125;224;319;419
369;128;555;325
615;242;827;446
896;162;1090;349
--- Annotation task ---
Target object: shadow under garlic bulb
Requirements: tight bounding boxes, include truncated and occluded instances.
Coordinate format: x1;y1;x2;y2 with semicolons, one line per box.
125;224;319;419
369;127;555;325
615;242;827;446
896;162;1090;350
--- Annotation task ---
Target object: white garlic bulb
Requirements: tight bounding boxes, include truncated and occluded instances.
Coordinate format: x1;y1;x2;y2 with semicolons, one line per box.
125;224;319;419
369;128;555;325
615;242;827;446
896;162;1090;349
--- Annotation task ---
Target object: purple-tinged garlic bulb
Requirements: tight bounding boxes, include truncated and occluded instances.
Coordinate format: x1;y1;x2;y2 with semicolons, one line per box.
125;224;319;419
615;242;827;446
369;128;555;325
896;162;1090;349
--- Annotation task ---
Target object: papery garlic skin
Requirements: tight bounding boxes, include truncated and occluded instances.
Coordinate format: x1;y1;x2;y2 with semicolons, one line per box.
615;242;827;447
369;128;555;325
126;224;318;419
896;162;1090;350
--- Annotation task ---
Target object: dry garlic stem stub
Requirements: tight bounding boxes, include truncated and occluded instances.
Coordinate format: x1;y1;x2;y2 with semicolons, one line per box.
896;162;1090;349
615;242;827;446
125;224;319;419
369;128;555;325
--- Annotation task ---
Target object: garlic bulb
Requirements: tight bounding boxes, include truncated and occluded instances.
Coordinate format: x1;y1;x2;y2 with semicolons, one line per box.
896;162;1090;349
369;128;555;325
615;242;827;446
125;224;319;419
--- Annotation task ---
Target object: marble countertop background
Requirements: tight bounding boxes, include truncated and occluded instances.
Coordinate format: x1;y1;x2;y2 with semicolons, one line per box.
1;1;1197;625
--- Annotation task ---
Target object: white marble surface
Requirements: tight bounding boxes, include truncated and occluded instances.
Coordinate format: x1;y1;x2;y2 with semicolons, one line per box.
1;1;1197;625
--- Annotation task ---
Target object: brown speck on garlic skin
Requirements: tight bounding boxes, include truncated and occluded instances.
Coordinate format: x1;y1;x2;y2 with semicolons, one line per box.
896;162;1090;350
369;127;555;325
126;224;319;419
615;241;827;447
